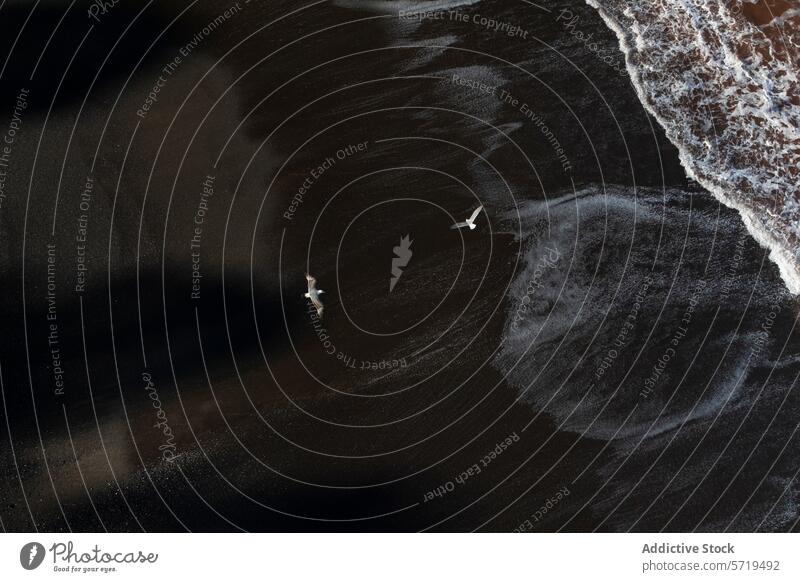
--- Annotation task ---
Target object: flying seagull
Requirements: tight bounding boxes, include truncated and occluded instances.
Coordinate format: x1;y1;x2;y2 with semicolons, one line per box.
450;205;483;230
304;274;325;318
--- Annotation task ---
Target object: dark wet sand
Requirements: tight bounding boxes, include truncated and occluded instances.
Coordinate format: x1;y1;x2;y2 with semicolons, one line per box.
1;0;799;532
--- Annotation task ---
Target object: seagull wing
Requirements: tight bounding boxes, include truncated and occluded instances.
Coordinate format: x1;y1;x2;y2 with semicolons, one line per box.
305;274;323;317
450;221;469;229
468;205;483;223
311;294;324;318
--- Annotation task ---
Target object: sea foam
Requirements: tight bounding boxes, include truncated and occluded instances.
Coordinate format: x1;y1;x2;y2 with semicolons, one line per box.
586;0;800;293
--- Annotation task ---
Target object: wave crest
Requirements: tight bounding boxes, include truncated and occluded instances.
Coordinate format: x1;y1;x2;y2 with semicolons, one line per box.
587;0;800;293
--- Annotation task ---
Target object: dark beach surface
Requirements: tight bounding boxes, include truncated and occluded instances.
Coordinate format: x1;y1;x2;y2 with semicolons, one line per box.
0;0;799;532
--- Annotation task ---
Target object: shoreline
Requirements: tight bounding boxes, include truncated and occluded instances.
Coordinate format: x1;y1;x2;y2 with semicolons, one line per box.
586;0;800;294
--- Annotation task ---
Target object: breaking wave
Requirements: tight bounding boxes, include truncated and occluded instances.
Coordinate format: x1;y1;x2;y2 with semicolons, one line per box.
586;0;800;294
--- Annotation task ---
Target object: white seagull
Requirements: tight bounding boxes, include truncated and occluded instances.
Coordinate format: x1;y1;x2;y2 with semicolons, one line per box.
303;274;325;318
450;205;483;230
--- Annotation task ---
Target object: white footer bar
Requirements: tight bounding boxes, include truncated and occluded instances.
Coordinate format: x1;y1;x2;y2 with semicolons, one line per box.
0;533;795;581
